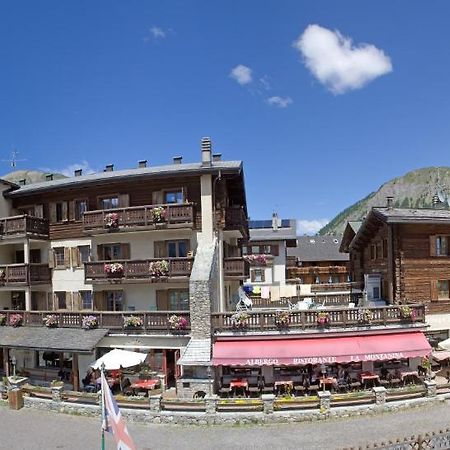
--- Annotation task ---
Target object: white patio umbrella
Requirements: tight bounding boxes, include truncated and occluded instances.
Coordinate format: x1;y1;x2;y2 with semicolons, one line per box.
438;338;450;351
91;348;147;370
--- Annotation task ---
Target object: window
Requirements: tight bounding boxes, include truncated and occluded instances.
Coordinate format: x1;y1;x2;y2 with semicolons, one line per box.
30;249;41;263
75;200;88;220
80;291;93;310
164;190;183;204
55;291;67;310
438;280;450;300
436;236;449;256
54;247;65;267
103;244;122;260
106;291;123;311
251;268;265;283
169;290;189;310
56;203;64;222
78;245;91;263
100;197;119;210
382;239;388;259
370;244;376;260
167;240;188;258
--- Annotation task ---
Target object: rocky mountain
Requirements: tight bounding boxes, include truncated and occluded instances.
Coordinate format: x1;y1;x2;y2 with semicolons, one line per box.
319;167;450;235
2;170;67;185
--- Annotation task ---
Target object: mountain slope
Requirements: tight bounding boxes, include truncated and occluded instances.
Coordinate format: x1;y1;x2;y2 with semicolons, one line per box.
320;167;450;235
2;170;67;185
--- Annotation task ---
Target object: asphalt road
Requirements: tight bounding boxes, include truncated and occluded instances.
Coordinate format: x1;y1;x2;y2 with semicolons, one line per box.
1;402;450;450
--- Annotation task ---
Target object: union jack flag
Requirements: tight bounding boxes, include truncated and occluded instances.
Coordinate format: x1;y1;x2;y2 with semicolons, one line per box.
101;372;137;450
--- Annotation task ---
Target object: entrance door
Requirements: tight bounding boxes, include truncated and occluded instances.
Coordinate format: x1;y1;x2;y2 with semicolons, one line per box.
165;350;177;388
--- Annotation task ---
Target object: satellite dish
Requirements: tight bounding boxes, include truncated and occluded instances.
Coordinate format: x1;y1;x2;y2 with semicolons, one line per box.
438;190;446;203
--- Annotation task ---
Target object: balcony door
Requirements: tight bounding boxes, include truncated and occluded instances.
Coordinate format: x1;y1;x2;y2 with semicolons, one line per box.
154;240;189;258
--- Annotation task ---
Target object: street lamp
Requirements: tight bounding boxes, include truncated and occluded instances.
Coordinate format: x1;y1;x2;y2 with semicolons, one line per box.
320;363;327;392
11;355;17;379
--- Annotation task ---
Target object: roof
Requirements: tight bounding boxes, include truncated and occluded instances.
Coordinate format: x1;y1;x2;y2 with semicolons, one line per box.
340;221;362;253
373;207;450;224
6;160;243;197
177;338;211;366
0;327;108;353
249;219;297;245
288;235;349;262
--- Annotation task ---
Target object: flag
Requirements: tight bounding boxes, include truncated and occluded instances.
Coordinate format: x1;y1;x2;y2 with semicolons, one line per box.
101;372;137;450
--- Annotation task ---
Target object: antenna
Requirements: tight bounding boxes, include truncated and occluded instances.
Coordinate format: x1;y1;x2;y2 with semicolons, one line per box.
2;149;27;169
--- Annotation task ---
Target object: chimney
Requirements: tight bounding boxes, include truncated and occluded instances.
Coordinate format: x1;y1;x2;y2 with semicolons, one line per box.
104;164;114;172
173;156;182;165
212;153;222;162
45;174;53;181
74;169;82;177
272;212;280;231
386;196;394;209
138;160;147;168
201;137;212;167
18;179;26;186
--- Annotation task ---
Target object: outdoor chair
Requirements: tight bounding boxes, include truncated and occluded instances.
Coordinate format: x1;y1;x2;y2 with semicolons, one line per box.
218;385;230;398
248;385;260;397
390;378;401;388
349;380;361;391
293;384;305;396
261;383;275;394
307;384;319;395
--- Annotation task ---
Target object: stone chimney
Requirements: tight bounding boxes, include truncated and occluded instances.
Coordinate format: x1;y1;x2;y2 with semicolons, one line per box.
173;156;182;165
212;153;222;162
104;164;114;172
138;160;147;168
45;174;53;181
74;169;82;177
386;196;394;209
272;212;280;230
201;137;212;167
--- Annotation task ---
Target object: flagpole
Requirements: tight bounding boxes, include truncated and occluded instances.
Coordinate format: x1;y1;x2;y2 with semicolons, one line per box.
100;362;106;450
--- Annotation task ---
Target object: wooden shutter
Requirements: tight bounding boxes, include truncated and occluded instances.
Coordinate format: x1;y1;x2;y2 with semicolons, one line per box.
49;203;57;223
72;292;81;311
152;191;163;205
430;235;437;257
271;245;279;256
431;280;439;302
69;201;75;221
154;241;167;258
64;248;71;268
47;292;53;311
52;293;58;310
34;204;44;218
62;202;68;222
156;290;169;311
66;292;73;310
119;194;130;208
48;249;55;269
97;245;104;261
121;243;130;260
93;291;107;311
71;247;82;268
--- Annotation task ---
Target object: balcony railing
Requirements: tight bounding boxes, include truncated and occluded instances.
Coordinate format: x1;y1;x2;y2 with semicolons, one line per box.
287;266;348;276
84;258;194;282
0;215;49;239
0;264;51;285
224;257;249;279
211;304;426;333
0;310;191;332
82;203;195;233
221;206;248;237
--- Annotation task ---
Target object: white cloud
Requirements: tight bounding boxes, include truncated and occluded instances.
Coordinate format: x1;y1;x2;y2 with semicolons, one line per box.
40;160;96;177
230;65;253;85
297;218;329;235
267;96;293;108
259;75;271;90
293;24;392;94
150;26;166;39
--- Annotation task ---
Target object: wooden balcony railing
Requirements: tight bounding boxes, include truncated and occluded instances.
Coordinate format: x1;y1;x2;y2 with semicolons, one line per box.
223;206;248;236
82;203;195;233
211;304;426;333
224;257;249;279
287;266;348;276
84;258;194;282
0;264;51;285
0;215;49;238
0;310;191;332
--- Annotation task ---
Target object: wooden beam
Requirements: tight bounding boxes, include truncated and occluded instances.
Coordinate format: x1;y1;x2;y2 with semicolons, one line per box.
72;352;79;392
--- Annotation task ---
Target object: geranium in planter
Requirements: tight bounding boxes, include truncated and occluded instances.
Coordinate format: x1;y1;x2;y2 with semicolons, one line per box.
400;305;416;321
43;314;59;328
274;310;290;328
230;311;250;329
358;309;373;324
151;206;167;223
149;260;169;278
0;313;6;326
82;315;98;330
104;212;119;229
104;262;124;277
9;313;23;327
168;314;188;331
316;311;330;326
243;254;268;266
123;315;144;328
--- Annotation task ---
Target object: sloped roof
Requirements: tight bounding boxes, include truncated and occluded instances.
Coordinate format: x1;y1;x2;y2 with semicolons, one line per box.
177;339;211;366
288;235;349;262
340;221;363;253
373;207;450;223
249;219;297;244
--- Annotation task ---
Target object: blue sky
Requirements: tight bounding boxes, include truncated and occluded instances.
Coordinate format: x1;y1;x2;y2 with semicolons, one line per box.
1;1;450;233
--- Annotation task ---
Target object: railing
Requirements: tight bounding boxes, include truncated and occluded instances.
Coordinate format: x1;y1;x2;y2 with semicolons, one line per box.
82;203;195;232
1;310;191;332
212;304;426;332
224;257;249;278
249;293;362;308
223;206;248;235
84;258;194;282
310;282;362;293
0;264;51;285
287;266;348;276
0;215;49;238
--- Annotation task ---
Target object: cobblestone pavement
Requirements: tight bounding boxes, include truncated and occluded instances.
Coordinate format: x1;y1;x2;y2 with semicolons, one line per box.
2;402;450;450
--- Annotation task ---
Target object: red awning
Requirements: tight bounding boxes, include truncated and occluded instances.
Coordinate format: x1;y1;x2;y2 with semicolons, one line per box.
212;332;431;366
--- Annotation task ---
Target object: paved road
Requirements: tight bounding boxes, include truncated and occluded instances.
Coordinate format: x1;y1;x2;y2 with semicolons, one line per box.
1;402;450;450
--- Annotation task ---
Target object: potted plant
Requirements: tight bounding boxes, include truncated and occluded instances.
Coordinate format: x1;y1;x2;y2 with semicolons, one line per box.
104;262;124;278
243;254;268;266
316;311;330;326
82;315;98;330
104;212;119;229
9;313;23;327
123;315;144;328
400;305;416;321
149;260;169;278
230;311;250;329
274;310;290;328
43;314;59;328
0;314;6;326
168;314;188;331
151;206;167;223
358;309;373;324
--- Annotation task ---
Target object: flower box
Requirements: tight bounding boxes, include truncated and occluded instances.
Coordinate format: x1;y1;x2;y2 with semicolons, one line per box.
151;207;167;223
9;314;23;328
399;306;417;321
358;309;373;324
243;254;269;266
123;315;144;328
104;263;124;278
316;312;330;326
274;310;290;328
104;213;119;230
43;314;59;328
149;260;169;278
168;315;188;331
82;315;99;330
230;312;249;329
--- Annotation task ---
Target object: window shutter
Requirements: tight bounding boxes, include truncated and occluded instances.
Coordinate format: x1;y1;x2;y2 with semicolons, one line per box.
121;243;130;260
47;292;53;311
70;247;81;268
271;245;279;256
97;245;104;261
49;203;57;223
64;247;71;268
72;292;81;311
93;291;106;311
62;202;68;222
430;236;437;257
154;241;167;258
156;290;169;311
48;249;55;269
53;293;58;310
152;191;163;205
34;204;44;218
119;194;130;208
431;280;439;302
69;201;75;221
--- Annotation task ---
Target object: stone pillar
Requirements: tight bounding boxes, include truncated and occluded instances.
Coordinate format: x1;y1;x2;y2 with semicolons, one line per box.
424;380;437;397
261;394;275;414
51;385;64;402
24;239;30;264
200;174;214;242
205;395;217;414
148;395;161;412
318;390;331;414
24;288;31;312
158;374;166;392
372;386;386;405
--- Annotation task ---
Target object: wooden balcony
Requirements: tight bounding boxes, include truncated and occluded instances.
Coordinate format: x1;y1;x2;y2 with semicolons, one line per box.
0;215;49;239
222;206;248;237
0;264;51;286
211;304;426;333
82;203;195;234
84;258;194;283
0;310;191;333
224;257;249;280
288;265;348;276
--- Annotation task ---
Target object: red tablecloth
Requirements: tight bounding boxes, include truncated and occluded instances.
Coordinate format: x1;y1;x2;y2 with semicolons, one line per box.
131;379;160;390
319;377;337;386
360;372;380;382
230;379;248;389
274;380;293;388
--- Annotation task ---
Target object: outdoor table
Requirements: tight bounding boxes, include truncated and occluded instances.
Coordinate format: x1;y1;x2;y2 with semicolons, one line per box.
274;380;293;395
230;379;248;397
130;379;160;390
359;372;379;388
319;377;337;387
399;370;418;383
